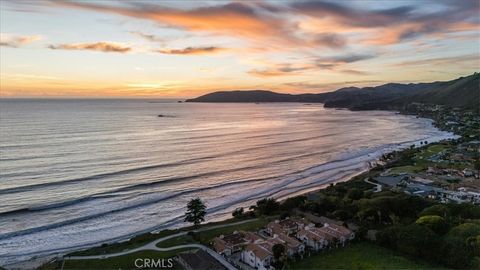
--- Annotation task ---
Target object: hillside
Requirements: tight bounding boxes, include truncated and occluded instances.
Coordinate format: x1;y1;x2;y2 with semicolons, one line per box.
186;73;479;110
186;90;329;103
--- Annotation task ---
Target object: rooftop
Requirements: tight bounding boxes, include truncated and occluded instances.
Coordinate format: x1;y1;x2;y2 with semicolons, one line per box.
177;249;225;270
221;232;249;246
245;243;272;260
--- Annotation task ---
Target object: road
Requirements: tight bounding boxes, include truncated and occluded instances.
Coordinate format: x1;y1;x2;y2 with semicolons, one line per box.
364;178;382;193
63;219;259;270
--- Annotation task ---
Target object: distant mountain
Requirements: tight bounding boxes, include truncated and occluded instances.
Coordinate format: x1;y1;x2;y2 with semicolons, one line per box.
186;90;297;102
186;73;480;110
185;90;329;103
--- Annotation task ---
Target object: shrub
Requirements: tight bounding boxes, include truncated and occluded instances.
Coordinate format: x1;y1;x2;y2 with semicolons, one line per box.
415;215;449;235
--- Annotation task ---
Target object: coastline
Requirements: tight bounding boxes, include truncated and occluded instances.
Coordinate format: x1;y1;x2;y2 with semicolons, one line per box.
1;109;460;269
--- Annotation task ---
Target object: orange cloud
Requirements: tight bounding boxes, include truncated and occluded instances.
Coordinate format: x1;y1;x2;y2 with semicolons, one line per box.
47;42;131;53
155;46;225;55
51;1;298;46
0;33;42;47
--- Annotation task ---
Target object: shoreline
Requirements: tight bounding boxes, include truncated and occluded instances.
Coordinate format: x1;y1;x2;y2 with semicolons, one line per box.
1;110;460;269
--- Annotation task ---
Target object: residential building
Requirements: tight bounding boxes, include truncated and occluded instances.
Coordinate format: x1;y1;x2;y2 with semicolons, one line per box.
241;243;273;270
296;227;332;251
266;218;300;236
273;232;305;256
213;231;254;256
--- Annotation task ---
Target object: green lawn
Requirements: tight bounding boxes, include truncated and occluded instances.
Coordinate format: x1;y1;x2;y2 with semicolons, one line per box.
289;242;448;270
195;217;270;244
157;217;271;248
157;234;196;248
63;249;191;270
425;144;448;155
389;165;423;175
67;229;181;256
416;144;449;160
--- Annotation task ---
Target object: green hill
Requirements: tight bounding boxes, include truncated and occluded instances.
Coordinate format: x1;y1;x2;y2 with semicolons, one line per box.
186;73;479;110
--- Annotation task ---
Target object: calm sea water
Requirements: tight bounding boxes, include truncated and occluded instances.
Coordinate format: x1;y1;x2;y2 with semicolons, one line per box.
0;99;454;264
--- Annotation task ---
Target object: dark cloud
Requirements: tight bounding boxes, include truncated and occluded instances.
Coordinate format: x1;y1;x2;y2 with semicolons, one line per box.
48;42;131;53
312;33;347;48
155;46;225;55
315;54;376;67
285;79;383;90
248;53;373;77
292;1;414;27
293;1;479;44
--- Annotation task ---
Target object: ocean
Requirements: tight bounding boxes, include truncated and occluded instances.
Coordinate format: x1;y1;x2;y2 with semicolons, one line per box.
0;99;455;265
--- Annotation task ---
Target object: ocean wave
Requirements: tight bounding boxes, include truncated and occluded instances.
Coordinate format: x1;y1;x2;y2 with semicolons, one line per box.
0;151;375;240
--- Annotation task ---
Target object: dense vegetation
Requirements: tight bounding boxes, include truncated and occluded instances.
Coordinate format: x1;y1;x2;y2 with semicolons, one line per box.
313;185;478;268
240;170;479;269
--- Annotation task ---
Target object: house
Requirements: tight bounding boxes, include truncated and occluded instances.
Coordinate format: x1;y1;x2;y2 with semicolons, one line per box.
241;243;273;270
273;233;305;256
176;249;226;270
266;221;285;236
212;231;254;256
266;218;300;236
316;216;344;227
296;227;332;251
319;223;355;245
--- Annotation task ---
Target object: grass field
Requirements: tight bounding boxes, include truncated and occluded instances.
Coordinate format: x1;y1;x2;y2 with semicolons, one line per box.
195;217;270;244
63;249;191;270
388;165;423;174
157;217;270;248
288;242;448;270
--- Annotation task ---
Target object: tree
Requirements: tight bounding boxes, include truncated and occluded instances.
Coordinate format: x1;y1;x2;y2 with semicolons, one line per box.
440;237;473;268
419;205;450;219
232;207;244;218
272;244;285;261
415;215;448;235
447;223;480;240
346;188;363;200
467;235;480;257
272;244;286;269
255;198;280;215
281;196;306;211
377;224;440;261
184;198;206;228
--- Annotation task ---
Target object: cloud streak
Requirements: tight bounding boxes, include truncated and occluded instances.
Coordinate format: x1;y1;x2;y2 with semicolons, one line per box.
248;63;314;77
47;42;131;53
130;31;163;43
248;52;374;77
155;46;225;55
0;33;42;47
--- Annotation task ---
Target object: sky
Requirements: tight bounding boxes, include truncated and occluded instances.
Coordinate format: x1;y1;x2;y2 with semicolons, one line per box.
0;0;479;98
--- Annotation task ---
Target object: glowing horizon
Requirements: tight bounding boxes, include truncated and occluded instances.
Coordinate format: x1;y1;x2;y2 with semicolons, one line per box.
1;0;479;98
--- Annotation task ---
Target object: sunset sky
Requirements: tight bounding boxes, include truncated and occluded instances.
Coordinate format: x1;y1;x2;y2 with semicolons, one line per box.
0;0;479;98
